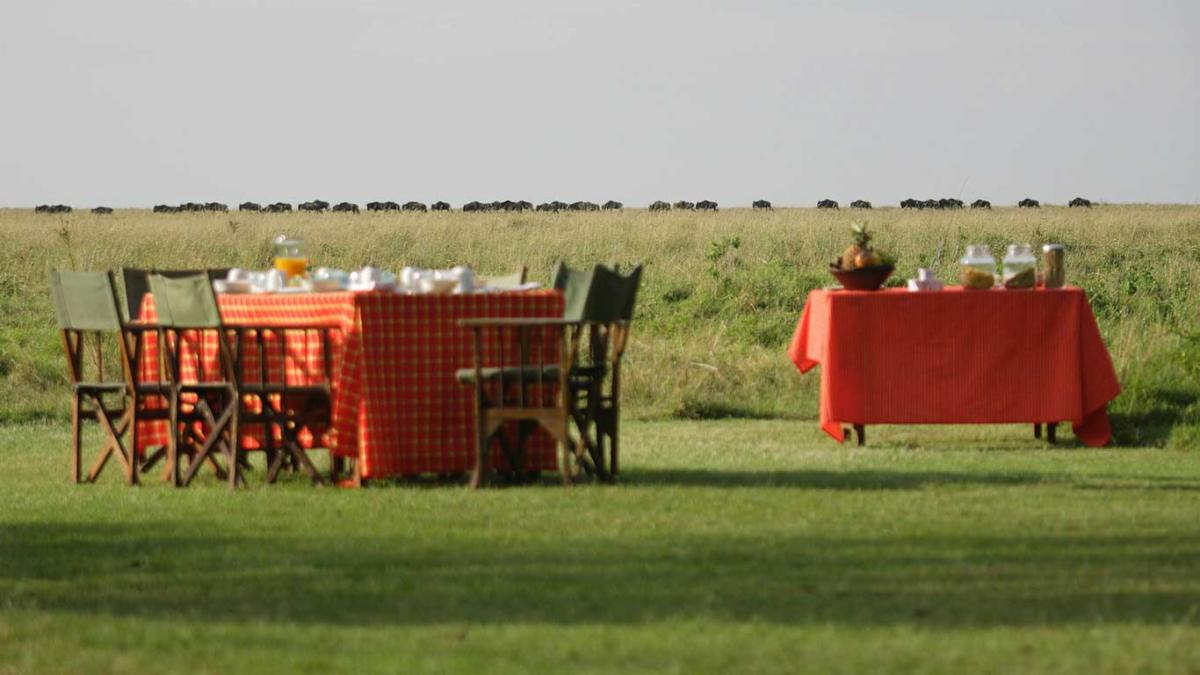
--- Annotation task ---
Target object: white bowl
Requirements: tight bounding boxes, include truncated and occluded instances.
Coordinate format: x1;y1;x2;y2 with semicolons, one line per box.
213;279;252;294
418;277;459;295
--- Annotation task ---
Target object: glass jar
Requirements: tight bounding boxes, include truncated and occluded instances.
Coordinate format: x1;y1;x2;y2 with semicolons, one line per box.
1042;244;1065;288
959;244;996;290
273;235;308;281
1002;243;1037;289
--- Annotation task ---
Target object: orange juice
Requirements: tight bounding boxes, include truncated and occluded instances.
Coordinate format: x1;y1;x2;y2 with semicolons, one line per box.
274;256;308;279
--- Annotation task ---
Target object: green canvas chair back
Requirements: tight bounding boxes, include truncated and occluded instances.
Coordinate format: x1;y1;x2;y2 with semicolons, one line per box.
122;268;231;321
552;263;643;323
552;262;595;322
147;273;222;328
48;270;122;332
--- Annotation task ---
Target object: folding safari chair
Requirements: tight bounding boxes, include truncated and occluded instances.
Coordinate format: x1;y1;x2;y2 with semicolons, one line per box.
49;270;136;484
555;263;642;478
148;273;242;488
456;262;642;486
225;321;338;485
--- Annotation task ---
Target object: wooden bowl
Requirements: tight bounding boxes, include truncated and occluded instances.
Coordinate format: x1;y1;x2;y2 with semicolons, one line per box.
829;265;894;291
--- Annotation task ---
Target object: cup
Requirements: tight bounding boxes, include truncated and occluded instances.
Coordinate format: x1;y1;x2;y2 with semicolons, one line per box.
265;268;285;292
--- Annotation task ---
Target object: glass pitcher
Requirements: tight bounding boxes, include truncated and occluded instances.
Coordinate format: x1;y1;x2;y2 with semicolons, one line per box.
273;235;308;280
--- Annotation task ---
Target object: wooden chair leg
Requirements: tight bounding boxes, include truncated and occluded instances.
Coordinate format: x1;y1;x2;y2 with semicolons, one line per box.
608;405;620;478
70;393;82;484
168;396;181;487
227;406;240;490
470;412;495;489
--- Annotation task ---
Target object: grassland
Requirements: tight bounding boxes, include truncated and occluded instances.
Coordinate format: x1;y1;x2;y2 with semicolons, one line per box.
2;205;1199;442
2;421;1199;674
2;205;1199;672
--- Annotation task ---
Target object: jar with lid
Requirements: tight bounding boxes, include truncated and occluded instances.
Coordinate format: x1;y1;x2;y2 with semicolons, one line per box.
959;244;996;290
1002;243;1037;289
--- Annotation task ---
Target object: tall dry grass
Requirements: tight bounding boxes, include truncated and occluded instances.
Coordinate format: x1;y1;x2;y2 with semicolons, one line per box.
2;205;1198;444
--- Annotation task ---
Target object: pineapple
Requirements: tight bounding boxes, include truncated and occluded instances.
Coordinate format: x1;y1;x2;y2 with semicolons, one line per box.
840;223;879;269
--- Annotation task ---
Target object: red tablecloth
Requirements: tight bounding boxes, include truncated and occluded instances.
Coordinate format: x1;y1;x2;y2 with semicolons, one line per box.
137;290;563;477
787;286;1120;446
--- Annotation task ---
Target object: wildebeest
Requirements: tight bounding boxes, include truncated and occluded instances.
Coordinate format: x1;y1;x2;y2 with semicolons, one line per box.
971;199;991;209
673;200;695;210
603;200;623;210
649;200;671;211
1069;197;1092;208
900;198;919;209
35;205;51;213
514;200;533;211
696;200;718;211
366;201;382;212
402;201;428;212
570;201;600;212
205;202;228;212
752;199;772;210
1019;198;1040;208
850;200;872;209
37;204;72;213
265;202;293;213
153;204;179;213
299;200;329;212
462;201;485;213
817;199;838;209
431;201;451;211
938;198;963;209
332;202;359;213
91;206;113;214
239;201;261;212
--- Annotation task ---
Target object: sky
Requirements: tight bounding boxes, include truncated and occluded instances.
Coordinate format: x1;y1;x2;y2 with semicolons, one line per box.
1;0;1197;207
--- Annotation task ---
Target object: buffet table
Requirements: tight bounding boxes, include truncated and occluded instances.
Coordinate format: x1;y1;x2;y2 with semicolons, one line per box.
137;290;564;478
787;286;1120;446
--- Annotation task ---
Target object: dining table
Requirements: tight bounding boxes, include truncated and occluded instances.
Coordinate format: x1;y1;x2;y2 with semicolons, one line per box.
136;288;564;479
787;285;1121;446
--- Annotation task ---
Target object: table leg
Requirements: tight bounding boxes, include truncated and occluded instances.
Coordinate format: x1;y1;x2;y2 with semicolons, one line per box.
854;424;865;446
1047;423;1057;444
1034;423;1042;439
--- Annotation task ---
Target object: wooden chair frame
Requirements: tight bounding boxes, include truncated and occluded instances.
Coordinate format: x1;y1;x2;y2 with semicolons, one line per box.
460;317;582;487
225;325;339;485
59;327;136;484
155;323;241;488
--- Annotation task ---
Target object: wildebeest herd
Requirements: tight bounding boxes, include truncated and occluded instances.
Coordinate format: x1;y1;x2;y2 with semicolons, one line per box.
33;197;1097;214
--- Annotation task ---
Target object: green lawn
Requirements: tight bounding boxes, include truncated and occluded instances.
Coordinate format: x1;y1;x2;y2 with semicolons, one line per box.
1;420;1198;674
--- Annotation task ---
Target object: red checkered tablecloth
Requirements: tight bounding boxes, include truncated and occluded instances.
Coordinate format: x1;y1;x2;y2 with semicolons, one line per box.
137;290;563;478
